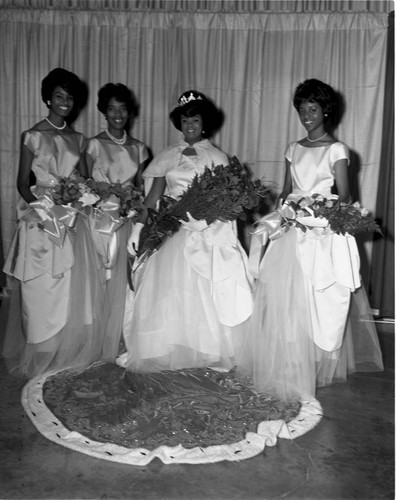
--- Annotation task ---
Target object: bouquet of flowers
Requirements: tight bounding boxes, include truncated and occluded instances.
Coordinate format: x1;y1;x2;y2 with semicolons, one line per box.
50;171;144;221
51;174;87;205
84;179;144;218
281;193;381;235
137;156;271;259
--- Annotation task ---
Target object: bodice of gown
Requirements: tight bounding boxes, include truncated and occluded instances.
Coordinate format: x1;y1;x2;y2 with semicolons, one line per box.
285;141;349;198
165;154;210;199
86;137;148;185
250;140;359;292
6;129;86;282
143;139;229;199
284;141;359;294
24;130;86;188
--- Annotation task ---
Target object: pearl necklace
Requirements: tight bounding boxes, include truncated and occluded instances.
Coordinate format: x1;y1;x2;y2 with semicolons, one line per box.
105;129;127;145
306;132;328;143
45;117;66;130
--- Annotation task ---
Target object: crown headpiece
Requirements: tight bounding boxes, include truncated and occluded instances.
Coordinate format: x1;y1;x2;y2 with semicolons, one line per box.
177;91;204;107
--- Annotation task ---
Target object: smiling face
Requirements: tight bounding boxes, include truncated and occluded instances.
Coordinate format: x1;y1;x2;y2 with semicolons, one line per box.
298;99;325;137
181;114;203;145
48;86;74;121
105;97;130;135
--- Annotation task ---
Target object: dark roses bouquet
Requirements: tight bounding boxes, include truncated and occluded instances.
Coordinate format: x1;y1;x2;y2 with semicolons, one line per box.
136;156;271;260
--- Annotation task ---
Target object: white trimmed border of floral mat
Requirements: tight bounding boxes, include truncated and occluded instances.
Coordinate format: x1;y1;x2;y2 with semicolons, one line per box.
21;372;323;465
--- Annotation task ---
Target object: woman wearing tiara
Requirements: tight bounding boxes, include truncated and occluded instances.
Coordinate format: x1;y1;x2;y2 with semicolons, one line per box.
2;68;104;378
119;90;253;372
86;83;150;361
240;79;383;401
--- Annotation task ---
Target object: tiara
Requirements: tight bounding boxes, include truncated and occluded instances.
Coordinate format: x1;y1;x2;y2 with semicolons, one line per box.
177;91;203;107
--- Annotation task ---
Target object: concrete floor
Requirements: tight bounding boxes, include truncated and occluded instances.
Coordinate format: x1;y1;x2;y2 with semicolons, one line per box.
0;324;394;500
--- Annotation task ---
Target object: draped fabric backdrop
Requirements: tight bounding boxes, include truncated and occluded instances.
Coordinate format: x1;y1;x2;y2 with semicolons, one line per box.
0;1;393;313
369;11;394;317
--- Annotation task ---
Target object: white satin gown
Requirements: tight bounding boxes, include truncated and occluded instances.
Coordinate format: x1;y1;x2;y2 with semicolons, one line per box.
239;141;383;401
123;139;254;372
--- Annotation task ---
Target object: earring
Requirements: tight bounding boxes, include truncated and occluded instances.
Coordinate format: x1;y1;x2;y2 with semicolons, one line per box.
47;100;51;106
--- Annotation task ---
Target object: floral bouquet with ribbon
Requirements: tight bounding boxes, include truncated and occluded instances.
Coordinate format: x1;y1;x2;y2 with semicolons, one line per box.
52;173;144;217
251;194;381;250
21;194;80;248
24;171;144;249
84;179;144;220
280;194;381;235
52;173;144;278
136;156;271;262
248;193;381;279
82;180;144;237
49;173;144;234
21;174;89;248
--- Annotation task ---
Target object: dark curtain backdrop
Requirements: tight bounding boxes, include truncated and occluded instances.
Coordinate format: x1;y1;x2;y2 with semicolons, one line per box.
369;11;394;318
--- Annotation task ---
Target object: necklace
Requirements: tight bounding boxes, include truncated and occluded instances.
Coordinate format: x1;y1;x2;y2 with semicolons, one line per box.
105;129;127;145
306;132;328;143
45;117;66;131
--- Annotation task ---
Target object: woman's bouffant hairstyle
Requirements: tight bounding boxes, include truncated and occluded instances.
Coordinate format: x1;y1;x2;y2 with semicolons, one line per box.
97;83;140;117
169;90;224;138
293;79;338;120
41;68;85;109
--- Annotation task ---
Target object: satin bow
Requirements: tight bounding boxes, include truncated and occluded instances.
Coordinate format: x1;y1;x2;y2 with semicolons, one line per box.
248;202;330;279
248;208;286;279
22;195;77;247
90;195;125;279
91;195;124;235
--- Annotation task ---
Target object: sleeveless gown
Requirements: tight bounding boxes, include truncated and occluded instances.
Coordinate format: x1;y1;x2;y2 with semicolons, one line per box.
239;141;384;401
1;129;105;378
123;138;254;372
86;136;149;361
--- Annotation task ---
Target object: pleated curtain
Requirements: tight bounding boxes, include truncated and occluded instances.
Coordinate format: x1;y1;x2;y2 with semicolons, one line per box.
0;2;392;298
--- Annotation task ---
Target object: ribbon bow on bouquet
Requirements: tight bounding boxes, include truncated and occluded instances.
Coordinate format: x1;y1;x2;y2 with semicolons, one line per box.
248;201;330;278
90;194;125;235
22;194;78;247
89;194;126;280
292;204;330;230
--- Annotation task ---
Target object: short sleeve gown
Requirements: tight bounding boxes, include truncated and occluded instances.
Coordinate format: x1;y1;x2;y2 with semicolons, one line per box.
86;135;149;361
123;138;254;372
2;128;105;378
238;141;383;401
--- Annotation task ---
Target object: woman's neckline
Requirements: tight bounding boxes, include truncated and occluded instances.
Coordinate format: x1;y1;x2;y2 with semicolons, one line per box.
297;140;336;148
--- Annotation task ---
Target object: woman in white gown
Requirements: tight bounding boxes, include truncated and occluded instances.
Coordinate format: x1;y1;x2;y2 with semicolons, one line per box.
86;83;149;361
121;90;253;372
2;68;104;378
240;79;383;401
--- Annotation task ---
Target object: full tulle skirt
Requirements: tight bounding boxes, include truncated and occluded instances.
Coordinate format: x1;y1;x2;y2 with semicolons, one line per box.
237;228;316;401
237;227;383;401
90;221;131;361
124;224;252;372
